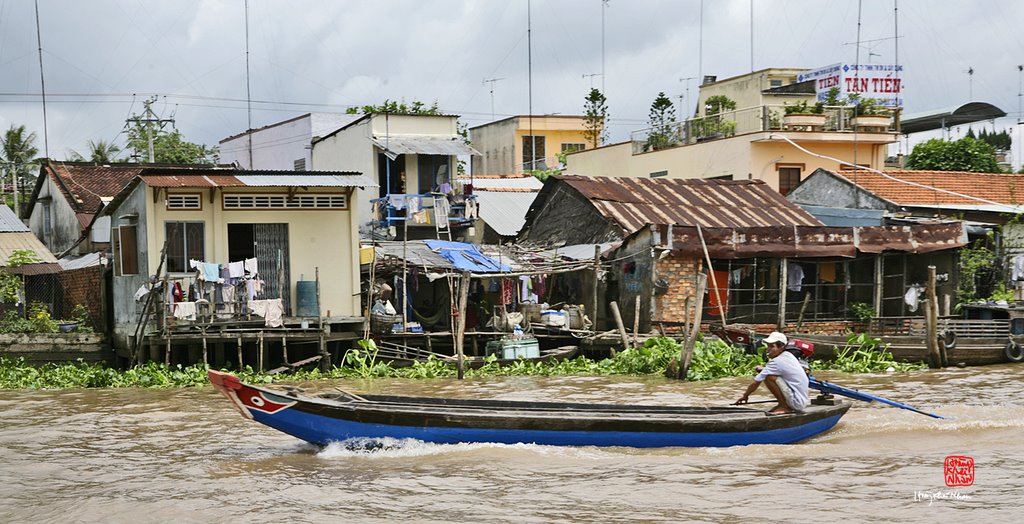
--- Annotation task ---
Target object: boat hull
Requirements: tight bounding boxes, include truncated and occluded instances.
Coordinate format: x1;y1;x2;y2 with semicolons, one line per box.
209;371;849;448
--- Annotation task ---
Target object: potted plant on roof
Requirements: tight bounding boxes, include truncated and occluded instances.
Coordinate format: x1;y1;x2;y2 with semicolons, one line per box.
849;95;891;130
782;99;826;130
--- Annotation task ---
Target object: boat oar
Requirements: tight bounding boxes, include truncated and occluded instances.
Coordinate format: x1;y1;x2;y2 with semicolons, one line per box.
809;377;946;419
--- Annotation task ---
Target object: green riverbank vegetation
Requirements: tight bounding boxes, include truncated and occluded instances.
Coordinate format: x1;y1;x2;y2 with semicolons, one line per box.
0;334;924;390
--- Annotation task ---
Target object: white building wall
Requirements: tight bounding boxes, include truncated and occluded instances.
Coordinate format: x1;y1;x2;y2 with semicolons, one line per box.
219;113;359;170
311;119;377;227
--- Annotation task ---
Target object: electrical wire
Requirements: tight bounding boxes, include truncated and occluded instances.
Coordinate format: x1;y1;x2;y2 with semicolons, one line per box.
770;133;1021;212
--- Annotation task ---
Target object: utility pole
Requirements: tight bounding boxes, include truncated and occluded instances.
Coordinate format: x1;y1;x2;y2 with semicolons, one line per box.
582;73;601;89
126;96;174;163
482;77;504;122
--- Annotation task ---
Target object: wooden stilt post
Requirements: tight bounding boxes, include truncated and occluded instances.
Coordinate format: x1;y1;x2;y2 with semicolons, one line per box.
632;299;641;347
873;254;884;315
681;273;708;380
201;330;208;367
316;267;329;372
236;336;243;371
609;301;629;354
928;266;947;367
925;266;941;368
258;331;265;372
282;336;289;365
165;335;171;366
592;244;601;332
455;271;471;380
778;258;789;329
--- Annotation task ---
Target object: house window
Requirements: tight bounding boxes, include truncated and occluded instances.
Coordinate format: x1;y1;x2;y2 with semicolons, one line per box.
417;155;451;193
165;221;205;273
778;167;802;195
113;225;139;276
166;194;202;210
561;143;586;153
522;135;546;171
769;79;783;88
223;194;348;209
650;170;668;178
294;158;306;171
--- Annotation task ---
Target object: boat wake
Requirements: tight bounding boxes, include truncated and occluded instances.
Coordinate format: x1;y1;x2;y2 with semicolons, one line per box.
316;437;614;460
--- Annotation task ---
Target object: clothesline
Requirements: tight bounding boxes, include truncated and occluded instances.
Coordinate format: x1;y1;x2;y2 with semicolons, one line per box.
189;257;259;282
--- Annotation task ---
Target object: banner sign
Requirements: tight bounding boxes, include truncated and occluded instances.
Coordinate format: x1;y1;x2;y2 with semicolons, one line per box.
797;63;904;107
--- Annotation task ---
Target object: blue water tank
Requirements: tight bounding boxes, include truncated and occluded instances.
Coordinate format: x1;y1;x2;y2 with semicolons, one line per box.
296;281;319;317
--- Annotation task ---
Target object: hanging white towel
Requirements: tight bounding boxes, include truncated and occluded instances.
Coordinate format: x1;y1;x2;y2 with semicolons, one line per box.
904;286;921;313
244;257;258;276
173;302;197;321
228;261;244;278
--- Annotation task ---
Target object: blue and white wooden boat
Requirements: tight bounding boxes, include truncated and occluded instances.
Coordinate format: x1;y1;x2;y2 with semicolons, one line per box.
208;370;850;448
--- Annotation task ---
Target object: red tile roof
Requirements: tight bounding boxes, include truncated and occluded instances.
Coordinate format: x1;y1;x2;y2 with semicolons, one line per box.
39;161;235;214
835;169;1024;207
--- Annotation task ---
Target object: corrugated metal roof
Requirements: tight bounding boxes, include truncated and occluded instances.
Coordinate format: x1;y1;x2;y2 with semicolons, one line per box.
5;262;62;275
457;175;544;191
140;174;246;187
0;232;58;264
59;252;103;270
371;136;481;157
554;175;823;233
234;173;377;187
141;171;376;188
475;191;539;237
0;205;29;232
654;222;967;259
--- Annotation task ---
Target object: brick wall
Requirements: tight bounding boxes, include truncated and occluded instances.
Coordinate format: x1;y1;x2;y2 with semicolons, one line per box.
653;255;703;322
56;265;105;329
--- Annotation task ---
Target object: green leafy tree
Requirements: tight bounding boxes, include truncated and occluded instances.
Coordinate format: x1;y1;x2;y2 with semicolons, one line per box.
582;88;608;148
1;125;40;213
125;125;217;164
906;136;999;173
977;128;1012;150
703;95;736;116
346;99;442;115
69;139;121;163
646;92;678;151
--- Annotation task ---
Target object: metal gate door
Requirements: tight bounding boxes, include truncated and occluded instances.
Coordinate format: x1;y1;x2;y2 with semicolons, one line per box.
254;224;291;314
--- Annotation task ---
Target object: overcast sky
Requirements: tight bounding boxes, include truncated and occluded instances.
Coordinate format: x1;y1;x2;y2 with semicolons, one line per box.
1;0;1022;165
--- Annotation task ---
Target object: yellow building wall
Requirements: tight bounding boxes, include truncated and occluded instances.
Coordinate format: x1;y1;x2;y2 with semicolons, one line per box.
565;133;888;191
696;68;807;115
514;124;590;171
145;186;360;316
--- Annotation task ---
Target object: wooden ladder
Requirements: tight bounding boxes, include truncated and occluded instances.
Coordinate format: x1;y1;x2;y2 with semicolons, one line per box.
433;195;452;241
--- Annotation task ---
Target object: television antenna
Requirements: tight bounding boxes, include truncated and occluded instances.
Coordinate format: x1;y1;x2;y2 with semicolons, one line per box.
482;77;504;121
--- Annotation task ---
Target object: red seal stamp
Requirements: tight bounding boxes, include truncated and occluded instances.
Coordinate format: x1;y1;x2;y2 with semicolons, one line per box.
944;456;974;487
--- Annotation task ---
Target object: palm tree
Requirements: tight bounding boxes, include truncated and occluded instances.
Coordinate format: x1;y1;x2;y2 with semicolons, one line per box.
69;139;121;163
1;125;39;215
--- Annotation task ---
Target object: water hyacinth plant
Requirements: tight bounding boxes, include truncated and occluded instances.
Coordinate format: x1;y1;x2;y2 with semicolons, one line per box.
0;334;924;390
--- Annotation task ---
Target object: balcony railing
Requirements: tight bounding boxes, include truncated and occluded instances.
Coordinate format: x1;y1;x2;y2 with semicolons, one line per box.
370;192;478;229
630;105;899;154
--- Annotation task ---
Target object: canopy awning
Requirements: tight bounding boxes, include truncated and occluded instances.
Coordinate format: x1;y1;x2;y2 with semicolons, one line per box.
900;102;1007;135
371;136;481;160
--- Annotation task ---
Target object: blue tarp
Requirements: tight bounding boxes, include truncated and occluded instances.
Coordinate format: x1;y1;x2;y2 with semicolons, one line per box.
423;240;512;273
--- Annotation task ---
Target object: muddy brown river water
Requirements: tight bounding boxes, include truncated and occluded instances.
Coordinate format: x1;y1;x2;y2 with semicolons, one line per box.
1;364;1021;522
